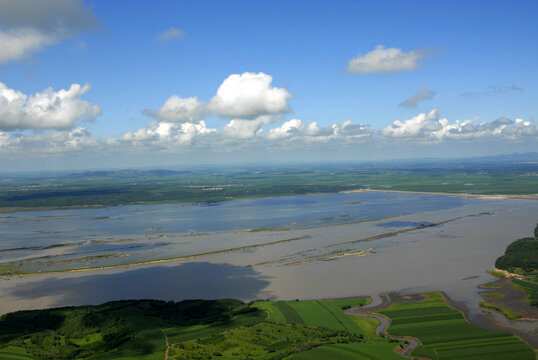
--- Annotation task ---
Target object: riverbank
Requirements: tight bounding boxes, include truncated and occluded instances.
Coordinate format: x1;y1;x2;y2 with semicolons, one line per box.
341;188;538;201
2;186;538;213
479;277;538;321
347;291;537;350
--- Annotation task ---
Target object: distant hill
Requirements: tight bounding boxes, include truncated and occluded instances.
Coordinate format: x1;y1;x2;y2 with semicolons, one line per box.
67;169;190;178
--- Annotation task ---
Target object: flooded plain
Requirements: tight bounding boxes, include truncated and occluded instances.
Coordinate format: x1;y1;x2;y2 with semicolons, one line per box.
0;191;537;338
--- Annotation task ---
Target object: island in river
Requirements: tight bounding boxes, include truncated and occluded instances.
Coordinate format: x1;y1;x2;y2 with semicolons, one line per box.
0;162;537;359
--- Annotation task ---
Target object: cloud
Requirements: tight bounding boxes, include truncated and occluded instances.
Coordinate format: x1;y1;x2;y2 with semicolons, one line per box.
381;109;441;138
0;0;98;64
399;87;436;108
144;72;293;125
121;120;216;145
460;84;523;97
347;45;427;74
0;82;101;131
0;111;535;162
144;95;208;123
381;109;537;141
0;130;9;147
332;120;373;138
0;28;54;64
221;116;272;140
264;118;373;144
266;119;307;140
156;27;185;42
0;127;100;156
210;72;292;118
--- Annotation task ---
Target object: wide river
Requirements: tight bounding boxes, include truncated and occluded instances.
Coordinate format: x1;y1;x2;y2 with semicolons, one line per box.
0;191;537;334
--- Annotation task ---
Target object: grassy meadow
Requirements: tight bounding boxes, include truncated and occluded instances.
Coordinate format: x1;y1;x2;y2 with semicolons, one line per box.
0;292;535;359
379;292;535;360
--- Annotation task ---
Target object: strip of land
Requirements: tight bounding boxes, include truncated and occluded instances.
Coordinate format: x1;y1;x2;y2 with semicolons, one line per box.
342;188;538;201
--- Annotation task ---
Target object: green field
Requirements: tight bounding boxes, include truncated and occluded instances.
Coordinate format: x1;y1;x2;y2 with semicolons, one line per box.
0;297;407;360
378;292;535;360
286;342;405;360
0;347;37;360
1;294;535;359
349;316;379;340
254;298;368;334
1;161;537;209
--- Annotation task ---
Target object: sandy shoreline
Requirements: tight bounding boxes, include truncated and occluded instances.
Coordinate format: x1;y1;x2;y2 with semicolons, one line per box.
340;188;538;201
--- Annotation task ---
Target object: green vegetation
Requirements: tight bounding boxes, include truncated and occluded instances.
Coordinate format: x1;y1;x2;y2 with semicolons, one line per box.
0;346;37;359
0;299;259;360
495;237;538;274
479;283;502;289
494;223;538;307
348;317;379;340
480;292;505;299
512;278;538;307
286;342;405;360
487;270;505;278
253;298;367;334
251;298;413;359
0;297;408;360
168;321;361;360
1;162;537;209
379;292;535;360
3;293;535;359
479;302;522;320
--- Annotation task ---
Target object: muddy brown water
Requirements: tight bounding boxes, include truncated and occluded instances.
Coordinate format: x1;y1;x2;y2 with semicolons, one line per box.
0;193;537;344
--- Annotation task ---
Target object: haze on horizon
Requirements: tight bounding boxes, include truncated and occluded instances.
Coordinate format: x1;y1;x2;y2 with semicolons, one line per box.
0;0;537;171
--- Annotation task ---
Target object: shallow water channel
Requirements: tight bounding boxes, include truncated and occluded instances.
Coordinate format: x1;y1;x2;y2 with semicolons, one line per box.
0;191;537;339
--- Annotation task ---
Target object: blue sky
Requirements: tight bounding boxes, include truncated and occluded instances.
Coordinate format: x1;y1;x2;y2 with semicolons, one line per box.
0;0;537;170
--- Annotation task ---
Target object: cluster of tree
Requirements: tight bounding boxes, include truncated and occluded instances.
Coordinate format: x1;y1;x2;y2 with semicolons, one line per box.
0;304;132;359
135;298;255;326
495;224;538;273
0;299;255;359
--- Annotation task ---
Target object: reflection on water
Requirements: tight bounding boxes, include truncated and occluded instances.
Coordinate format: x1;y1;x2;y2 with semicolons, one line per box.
0;192;470;274
0;192;537;337
5;262;271;307
0;192;466;251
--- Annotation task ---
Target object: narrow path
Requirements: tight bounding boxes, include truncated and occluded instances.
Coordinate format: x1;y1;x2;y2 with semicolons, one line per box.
345;293;424;360
161;329;169;360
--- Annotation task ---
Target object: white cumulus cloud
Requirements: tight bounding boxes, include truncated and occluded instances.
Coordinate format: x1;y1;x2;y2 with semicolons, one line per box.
221;116;272;140
381;109;538;141
210;72;292;118
146;95;208;123
0;82;101;131
266;119;305;140
347;45;427;74
265;119;373;143
122;120;216;145
0;127;100;155
382;109;442;138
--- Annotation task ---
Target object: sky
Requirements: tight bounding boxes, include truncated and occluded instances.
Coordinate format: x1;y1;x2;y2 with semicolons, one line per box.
0;0;537;171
